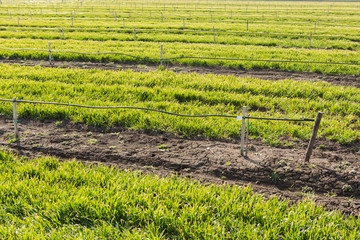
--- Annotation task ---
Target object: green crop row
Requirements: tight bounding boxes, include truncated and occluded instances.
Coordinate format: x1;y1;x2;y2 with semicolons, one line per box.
0;149;358;239
1;0;359;28
0;27;359;51
0;64;359;145
0;0;359;74
0;17;359;37
0;38;359;75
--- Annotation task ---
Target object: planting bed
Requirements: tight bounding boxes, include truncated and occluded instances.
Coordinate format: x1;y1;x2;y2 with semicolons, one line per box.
1;116;359;216
1;58;360;88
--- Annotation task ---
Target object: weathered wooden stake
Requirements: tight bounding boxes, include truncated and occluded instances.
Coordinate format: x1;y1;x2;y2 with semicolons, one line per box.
62;27;65;40
160;44;163;65
49;42;52;64
309;31;312;48
213;26;216;43
304;112;323;163
134;26;137;41
17;15;19;27
12;97;19;139
314;22;316;34
240;106;247;156
246;20;248;31
183;18;185;30
123;17;125;28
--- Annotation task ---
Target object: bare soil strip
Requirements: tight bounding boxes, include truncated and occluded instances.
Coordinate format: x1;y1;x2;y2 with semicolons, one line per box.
1;116;359;216
1;59;359;88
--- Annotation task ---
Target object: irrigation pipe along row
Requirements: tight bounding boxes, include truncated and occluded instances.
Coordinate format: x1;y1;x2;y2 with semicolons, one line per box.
0;46;359;66
1;98;321;162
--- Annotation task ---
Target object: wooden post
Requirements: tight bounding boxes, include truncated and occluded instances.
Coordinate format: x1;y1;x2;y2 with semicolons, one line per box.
161;12;163;22
183;18;185;30
246;20;248;31
304;112;323;163
213;26;216;43
62;27;65;40
123;17;125;28
309;32;312;48
12;97;19;139
314;22;316;34
17;15;19;27
49;42;52;64
160;44;163;65
241;106;246;156
134;26;137;41
71;13;73;27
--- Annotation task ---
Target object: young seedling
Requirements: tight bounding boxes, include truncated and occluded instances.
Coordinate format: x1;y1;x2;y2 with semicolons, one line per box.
88;139;98;145
157;144;169;151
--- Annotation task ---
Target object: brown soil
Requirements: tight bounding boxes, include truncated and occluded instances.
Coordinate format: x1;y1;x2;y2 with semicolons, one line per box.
2;59;360;89
1;116;360;216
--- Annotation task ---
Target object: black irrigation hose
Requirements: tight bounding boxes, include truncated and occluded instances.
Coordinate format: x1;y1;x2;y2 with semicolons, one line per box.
0;47;359;66
1;25;358;40
0;98;315;122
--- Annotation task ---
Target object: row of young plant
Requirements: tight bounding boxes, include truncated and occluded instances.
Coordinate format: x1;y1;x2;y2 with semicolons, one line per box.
0;64;359;145
1;26;359;51
1;0;359;27
0;38;359;75
0;149;358;238
1;15;359;38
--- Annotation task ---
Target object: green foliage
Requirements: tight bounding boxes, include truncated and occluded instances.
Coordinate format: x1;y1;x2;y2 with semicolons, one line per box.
0;64;359;144
0;1;359;74
0;149;358;239
270;171;281;184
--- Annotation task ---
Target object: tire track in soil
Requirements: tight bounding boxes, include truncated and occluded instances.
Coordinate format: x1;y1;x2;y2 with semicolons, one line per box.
1;116;360;216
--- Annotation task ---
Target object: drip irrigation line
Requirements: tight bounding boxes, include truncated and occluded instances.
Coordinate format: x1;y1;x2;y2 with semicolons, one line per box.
2;13;358;29
2;25;358;40
0;47;359;66
162;56;360;66
1;20;359;38
247;116;314;122
0;98;315;122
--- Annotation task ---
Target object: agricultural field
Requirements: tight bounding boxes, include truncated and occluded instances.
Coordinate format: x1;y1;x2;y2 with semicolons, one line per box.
0;0;359;74
0;0;360;238
0;149;359;238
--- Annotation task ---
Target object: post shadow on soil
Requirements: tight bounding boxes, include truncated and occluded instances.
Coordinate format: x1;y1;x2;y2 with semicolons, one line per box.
243;155;273;171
